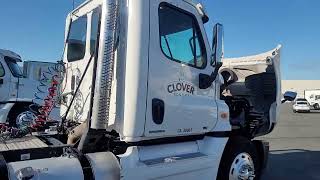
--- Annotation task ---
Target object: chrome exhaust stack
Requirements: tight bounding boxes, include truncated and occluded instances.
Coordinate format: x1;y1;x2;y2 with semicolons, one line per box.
90;0;119;130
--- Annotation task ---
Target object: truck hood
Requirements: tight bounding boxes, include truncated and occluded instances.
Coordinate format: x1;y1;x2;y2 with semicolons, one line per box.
220;45;282;136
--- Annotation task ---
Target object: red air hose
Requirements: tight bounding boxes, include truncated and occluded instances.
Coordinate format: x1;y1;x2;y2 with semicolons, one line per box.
31;74;59;129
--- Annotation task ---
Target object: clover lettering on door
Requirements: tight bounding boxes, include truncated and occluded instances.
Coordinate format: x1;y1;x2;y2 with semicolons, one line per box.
167;82;195;96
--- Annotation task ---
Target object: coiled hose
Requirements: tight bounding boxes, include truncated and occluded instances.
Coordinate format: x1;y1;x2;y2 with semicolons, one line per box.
31;73;60;128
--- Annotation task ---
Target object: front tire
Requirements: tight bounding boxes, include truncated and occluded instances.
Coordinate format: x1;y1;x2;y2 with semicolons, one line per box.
217;137;261;180
314;104;319;110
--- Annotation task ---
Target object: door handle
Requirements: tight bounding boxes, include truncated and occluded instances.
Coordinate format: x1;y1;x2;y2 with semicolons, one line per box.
0;78;3;85
152;98;165;125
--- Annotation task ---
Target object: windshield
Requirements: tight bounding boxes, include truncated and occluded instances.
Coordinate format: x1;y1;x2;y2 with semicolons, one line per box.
4;56;24;78
67;15;87;62
297;102;308;105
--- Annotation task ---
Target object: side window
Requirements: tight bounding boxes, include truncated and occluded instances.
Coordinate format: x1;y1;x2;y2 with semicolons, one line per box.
90;9;101;55
4;56;23;77
0;62;4;77
67;15;88;62
159;3;207;69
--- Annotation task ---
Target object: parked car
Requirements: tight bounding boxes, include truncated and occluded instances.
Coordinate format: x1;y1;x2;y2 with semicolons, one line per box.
293;100;310;113
295;98;308;102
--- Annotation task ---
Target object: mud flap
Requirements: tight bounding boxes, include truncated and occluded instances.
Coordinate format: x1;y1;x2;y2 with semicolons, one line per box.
253;140;269;171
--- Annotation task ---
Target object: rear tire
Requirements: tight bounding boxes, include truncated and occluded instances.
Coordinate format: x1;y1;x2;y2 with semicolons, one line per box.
217;137;261;180
8;105;32;127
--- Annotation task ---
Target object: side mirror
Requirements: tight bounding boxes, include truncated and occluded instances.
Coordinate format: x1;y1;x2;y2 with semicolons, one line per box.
199;62;223;89
211;23;224;66
281;91;297;103
199;23;224;89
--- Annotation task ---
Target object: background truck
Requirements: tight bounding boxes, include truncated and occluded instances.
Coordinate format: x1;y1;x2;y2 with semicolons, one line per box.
0;0;295;180
0;49;59;126
304;89;320;109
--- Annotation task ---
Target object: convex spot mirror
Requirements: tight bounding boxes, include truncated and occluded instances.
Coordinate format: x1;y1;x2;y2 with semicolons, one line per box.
199;23;224;89
282;91;297;103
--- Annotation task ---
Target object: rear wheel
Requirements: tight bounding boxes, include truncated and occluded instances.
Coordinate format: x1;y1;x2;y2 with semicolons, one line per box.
8;104;36;127
217;137;260;180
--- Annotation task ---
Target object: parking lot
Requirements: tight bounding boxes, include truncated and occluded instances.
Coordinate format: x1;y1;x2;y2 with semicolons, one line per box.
261;103;320;180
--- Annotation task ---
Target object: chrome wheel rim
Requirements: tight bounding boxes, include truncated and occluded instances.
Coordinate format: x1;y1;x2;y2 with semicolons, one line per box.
229;153;255;180
16;111;37;128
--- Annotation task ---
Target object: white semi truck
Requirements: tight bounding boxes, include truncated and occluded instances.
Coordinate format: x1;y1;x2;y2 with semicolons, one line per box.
0;0;296;180
0;49;59;126
304;89;320;109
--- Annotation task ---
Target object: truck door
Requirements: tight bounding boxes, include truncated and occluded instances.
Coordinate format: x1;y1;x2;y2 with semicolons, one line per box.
145;1;218;137
62;4;101;122
0;60;11;102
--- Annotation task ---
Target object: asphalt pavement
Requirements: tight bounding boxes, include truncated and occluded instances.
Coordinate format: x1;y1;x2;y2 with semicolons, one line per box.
261;103;320;180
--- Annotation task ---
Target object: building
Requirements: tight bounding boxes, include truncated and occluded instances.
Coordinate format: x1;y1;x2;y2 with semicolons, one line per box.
282;80;320;98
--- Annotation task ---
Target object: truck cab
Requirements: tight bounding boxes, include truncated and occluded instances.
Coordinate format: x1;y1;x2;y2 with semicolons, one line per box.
2;0;296;180
0;49;24;102
61;0;283;141
57;0;290;178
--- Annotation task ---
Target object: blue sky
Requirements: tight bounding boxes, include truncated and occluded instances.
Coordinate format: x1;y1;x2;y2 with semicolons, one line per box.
0;0;319;80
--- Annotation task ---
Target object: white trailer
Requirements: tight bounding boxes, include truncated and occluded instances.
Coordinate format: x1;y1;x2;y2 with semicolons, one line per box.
23;61;58;81
304;89;320;109
0;0;296;180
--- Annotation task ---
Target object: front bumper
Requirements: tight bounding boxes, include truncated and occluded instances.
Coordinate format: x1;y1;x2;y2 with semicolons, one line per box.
294;108;310;112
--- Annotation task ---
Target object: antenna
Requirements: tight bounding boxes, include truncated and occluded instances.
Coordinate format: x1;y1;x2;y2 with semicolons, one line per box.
72;0;75;10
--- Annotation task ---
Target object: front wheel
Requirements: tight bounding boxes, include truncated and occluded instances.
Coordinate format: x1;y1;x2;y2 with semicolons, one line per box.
217;137;260;180
314;104;319;110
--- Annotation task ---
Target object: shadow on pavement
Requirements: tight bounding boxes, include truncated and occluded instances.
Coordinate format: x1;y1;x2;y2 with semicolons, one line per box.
308;111;320;114
262;149;320;180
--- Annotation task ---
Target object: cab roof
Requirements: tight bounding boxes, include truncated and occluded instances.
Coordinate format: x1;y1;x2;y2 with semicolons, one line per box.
0;49;22;61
